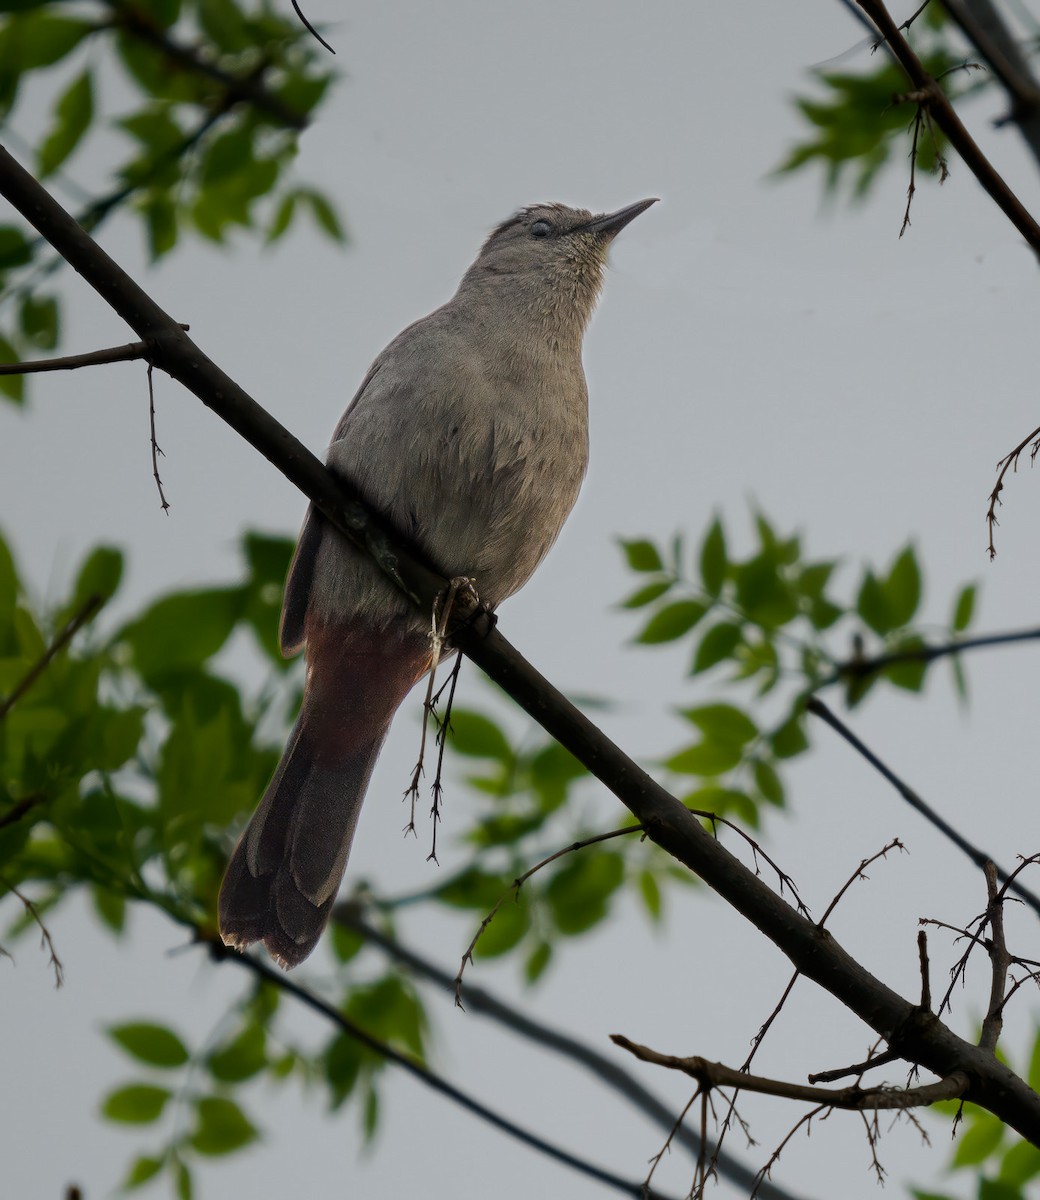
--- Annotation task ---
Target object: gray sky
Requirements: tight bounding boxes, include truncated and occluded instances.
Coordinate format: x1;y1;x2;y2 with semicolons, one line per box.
5;3;1040;1198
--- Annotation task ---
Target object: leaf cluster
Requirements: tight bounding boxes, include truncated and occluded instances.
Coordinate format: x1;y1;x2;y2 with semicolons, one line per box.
0;0;342;403
778;9;985;200
619;510;976;825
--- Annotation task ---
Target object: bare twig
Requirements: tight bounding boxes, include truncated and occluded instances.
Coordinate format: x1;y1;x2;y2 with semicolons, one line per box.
0;330;187;375
0;880;64;987
147;363;170;513
612;1036;968;1111
290;0;335;55
0;594;103;721
987;422;1040;558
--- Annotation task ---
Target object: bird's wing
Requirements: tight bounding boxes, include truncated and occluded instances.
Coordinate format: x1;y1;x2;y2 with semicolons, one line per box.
279;503;326;656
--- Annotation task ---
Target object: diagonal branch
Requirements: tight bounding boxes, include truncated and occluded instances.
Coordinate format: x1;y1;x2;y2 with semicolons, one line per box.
3;141;1039;1144
207;938;680;1200
854;0;1040;256
334;908;808;1200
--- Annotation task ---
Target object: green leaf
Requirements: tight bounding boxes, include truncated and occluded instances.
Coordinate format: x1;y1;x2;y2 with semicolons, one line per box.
266;191;298;243
206;1025;266;1083
998;1139;1040;1185
665;740;742;777
618;579;672;609
856;570;892;636
0;226;31;269
19;293;58;350
144;194;178;260
680;703;757;745
883;636;928;692
753;759;784;806
619;538;663;573
473;893;529;956
691;622;742;674
952;583;976;632
771;713;809;759
123;1156;164;1190
638;869;662;920
109;1022;189;1068
0;332;24;404
69;544;122;609
952;1113;1004;1166
119;587;245;679
699;518;726;596
175;1160;192;1200
883;545;921;627
300;189;346;242
101;1083;171;1124
7;15;94;70
634;600;706;644
191;1095;259;1156
524;940;552;983
325;1032;362;1109
545;851;624;935
38;69;93;178
447;710;512;761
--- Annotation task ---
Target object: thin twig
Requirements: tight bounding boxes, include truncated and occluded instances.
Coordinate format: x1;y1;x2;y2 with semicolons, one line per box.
290;0;335;54
0;879;64;987
147;363;170;513
987;421;1040;557
0;330;186;374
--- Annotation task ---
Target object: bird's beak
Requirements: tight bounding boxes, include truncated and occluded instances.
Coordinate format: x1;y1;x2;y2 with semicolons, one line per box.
583;197;659;239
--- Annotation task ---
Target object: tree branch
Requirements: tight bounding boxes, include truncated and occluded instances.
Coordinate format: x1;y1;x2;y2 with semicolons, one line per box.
206;938;679;1200
611;1035;969;1112
334;908;808;1200
854;0;1040;256
0;594;103;721
3;141;1039;1142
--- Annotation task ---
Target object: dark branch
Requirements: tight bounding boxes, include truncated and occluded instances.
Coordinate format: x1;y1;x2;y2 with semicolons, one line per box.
207;938;678;1199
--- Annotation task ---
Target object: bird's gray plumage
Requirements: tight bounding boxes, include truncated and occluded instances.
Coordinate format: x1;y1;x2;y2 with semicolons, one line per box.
220;198;656;967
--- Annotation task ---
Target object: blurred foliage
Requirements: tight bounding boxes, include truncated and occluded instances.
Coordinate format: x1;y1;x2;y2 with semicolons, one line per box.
911;1032;1040;1199
617;510;976;826
0;506;1000;1194
779;5;989;200
0;0;342;404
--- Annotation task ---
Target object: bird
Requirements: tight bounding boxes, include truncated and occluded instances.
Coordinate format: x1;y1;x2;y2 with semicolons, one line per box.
218;197;658;968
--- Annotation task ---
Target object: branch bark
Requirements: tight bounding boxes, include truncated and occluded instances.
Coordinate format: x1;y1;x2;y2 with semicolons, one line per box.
2;141;1038;1142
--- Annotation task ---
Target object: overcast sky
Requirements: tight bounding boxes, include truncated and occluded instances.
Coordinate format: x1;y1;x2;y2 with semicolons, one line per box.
6;3;1040;1199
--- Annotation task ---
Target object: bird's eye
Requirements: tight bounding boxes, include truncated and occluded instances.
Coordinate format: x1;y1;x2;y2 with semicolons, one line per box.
530;219;553;238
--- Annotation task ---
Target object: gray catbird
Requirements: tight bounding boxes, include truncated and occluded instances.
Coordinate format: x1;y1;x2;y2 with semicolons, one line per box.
219;198;657;968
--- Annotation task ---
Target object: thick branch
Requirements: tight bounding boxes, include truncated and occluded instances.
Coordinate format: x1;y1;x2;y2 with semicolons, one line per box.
3;142;1039;1142
943;0;1040;173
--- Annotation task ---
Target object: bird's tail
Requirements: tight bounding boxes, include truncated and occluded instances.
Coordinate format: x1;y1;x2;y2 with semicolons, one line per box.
218;622;429;968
